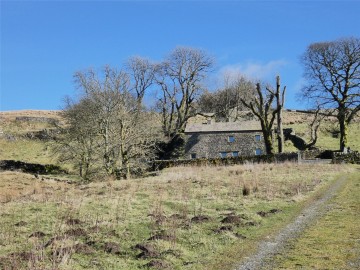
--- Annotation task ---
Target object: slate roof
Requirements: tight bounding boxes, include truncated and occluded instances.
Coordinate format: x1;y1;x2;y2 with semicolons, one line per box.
184;121;262;133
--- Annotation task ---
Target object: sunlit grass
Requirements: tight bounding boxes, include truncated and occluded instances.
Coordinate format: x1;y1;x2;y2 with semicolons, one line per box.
0;163;356;269
0;139;55;164
283;120;360;152
272;170;360;269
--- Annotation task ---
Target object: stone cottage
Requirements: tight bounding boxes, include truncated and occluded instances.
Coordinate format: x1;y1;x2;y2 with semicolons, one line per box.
184;121;266;159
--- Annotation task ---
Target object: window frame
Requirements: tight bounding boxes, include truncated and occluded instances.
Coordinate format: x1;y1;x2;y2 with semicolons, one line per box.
232;151;239;157
190;153;197;159
255;134;261;141
220;152;228;158
228;135;235;143
255;148;262;155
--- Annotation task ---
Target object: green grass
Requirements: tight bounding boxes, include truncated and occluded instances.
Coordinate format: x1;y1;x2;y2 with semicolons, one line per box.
0;111;359;269
272;169;360;269
0;112;59;165
0;138;55;164
1;121;53;135
0;163;357;269
283;119;360;152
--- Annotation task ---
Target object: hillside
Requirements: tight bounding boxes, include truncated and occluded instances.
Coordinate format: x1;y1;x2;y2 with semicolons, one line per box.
0;109;359;166
0;110;61;165
0;110;359;269
282;110;360;152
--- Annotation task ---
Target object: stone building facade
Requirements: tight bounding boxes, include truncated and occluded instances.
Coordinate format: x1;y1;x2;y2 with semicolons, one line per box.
184;121;267;159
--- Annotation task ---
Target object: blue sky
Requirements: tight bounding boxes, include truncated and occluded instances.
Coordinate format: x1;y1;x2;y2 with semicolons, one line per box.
1;0;360;111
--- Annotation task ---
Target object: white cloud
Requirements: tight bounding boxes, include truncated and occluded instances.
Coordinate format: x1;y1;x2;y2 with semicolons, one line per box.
217;59;288;83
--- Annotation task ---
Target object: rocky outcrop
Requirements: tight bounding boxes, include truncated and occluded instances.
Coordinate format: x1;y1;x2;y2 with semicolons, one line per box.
15;116;59;125
24;129;59;140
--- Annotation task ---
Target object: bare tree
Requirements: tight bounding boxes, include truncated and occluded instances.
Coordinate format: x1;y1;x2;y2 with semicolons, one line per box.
284;107;327;151
74;66;131;175
199;75;255;122
306;107;327;149
55;66;160;180
268;76;286;153
117;109;161;178
301;37;360;151
54;97;99;180
155;65;177;138
240;82;280;155
155;47;214;137
126;56;156;105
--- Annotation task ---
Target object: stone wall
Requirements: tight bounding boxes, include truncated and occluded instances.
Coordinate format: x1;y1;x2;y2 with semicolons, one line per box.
152;152;299;171
24;128;60;140
332;152;360;164
184;131;266;159
0;160;67;175
299;149;324;159
15;116;59;125
299;149;336;159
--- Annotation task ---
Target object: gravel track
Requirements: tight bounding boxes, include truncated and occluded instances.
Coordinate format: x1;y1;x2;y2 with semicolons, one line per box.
235;175;348;270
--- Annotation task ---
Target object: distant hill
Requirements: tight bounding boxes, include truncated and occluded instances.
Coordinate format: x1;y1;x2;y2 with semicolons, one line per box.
0;109;61;119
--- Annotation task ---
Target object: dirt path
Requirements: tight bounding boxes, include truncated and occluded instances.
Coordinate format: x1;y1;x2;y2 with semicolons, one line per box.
235;175;349;270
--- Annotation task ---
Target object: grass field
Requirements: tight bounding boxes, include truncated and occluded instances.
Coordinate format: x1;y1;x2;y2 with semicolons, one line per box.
0;163;357;269
0;110;61;165
0;139;55;164
0;110;359;269
272;168;360;269
282;115;360;152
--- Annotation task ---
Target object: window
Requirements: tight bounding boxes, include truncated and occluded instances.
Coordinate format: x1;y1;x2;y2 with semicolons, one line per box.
220;152;227;158
232;151;239;157
255;135;261;141
228;136;235;143
255;148;262;155
190;153;197;159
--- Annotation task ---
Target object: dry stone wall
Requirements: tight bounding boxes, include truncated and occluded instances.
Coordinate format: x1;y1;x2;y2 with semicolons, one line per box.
152;153;299;171
0;160;67;175
332;152;360;164
15;116;59;125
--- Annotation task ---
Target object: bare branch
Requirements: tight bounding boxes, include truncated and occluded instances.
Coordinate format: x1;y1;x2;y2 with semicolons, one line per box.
301;37;360;151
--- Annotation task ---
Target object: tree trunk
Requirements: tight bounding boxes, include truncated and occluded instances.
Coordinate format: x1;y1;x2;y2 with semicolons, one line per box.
338;112;348;152
276;109;284;153
79;162;83;178
264;130;274;155
102;121;112;175
276;76;284;153
126;162;131;180
259;120;274;155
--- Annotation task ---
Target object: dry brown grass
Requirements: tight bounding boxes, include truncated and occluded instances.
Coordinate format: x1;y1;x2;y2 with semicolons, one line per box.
0;110;61;121
0;163;356;269
0;171;69;203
